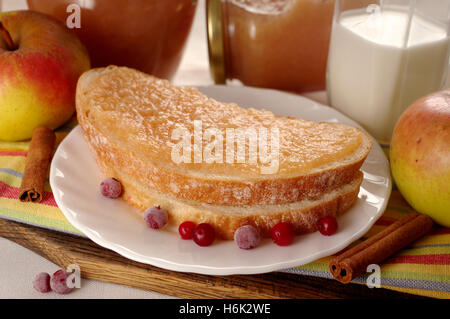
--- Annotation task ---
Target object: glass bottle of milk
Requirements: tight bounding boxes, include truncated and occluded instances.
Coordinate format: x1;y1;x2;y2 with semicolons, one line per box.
327;0;450;141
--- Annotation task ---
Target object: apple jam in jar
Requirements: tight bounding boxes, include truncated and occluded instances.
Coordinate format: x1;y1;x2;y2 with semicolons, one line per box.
27;0;197;80
207;0;335;93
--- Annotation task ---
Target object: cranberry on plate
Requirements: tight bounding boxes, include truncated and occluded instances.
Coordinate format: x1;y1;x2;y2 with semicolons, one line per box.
100;178;122;198
234;225;261;250
179;221;196;240
318;216;338;236
271;222;295;246
193;223;215;247
144;206;168;229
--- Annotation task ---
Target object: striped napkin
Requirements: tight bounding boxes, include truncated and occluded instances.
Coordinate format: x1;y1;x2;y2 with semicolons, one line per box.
0;118;449;298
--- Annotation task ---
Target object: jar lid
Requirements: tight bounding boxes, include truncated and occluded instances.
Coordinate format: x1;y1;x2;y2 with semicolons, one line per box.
206;0;226;84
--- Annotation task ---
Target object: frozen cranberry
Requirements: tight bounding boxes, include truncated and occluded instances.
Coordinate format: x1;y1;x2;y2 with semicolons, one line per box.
271;222;295;246
234;225;261;250
193;223;215;247
33;272;51;293
179;221;196;239
50;269;73;295
318;216;338;236
144;206;168;229
100;178;122;198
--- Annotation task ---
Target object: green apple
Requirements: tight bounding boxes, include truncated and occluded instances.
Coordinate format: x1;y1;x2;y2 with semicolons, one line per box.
390;90;450;227
0;10;90;141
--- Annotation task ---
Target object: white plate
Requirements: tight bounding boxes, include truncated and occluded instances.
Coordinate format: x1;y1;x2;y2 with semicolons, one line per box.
50;85;391;275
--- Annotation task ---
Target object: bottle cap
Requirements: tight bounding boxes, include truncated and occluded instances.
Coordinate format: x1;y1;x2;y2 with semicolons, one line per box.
206;0;226;84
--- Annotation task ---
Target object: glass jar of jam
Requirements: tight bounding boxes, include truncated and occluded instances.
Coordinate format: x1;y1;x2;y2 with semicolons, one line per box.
28;0;197;80
207;0;335;93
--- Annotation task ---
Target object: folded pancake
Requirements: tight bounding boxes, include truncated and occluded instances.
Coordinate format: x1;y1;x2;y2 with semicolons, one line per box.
76;66;371;208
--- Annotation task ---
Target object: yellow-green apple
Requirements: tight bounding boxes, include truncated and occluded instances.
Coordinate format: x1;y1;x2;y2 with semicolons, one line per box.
390;91;450;227
0;10;90;141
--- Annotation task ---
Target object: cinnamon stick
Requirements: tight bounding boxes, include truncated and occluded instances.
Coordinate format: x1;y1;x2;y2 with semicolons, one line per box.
329;212;433;284
19;126;56;203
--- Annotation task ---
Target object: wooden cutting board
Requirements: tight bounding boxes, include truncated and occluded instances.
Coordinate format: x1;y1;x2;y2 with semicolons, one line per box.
0;218;422;299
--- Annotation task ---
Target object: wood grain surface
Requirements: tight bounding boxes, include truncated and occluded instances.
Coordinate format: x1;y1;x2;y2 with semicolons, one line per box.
0;218;424;299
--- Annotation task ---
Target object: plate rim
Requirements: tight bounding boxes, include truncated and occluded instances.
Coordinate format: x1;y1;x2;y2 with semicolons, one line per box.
50;85;392;275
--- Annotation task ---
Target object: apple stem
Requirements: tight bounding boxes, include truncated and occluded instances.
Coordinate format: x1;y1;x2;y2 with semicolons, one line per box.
0;21;16;51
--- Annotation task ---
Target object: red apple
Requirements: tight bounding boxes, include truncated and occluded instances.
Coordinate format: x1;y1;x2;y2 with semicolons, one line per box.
390;90;450;227
0;10;90;141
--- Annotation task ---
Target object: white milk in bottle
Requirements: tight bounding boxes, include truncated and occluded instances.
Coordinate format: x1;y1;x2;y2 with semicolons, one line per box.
327;7;450;141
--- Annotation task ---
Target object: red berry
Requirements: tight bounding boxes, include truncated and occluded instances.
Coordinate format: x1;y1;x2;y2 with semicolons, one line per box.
193;223;215;247
50;269;73;295
144;206;168;229
271;222;295;246
33;272;51;293
234;225;261;250
179;221;196;239
100;178;122;198
318;216;338;236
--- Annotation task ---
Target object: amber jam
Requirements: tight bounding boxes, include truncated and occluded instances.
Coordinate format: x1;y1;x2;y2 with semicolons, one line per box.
28;0;197;80
218;0;335;93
